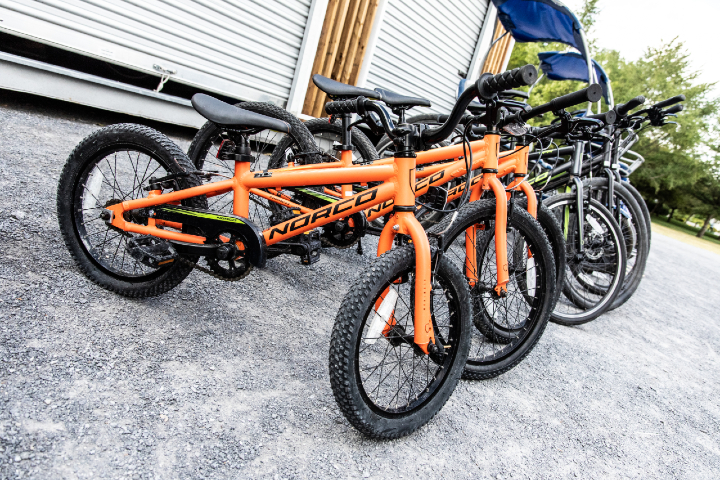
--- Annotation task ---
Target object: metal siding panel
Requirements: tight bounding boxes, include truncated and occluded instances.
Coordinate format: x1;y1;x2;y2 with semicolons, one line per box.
365;0;490;114
0;0;312;105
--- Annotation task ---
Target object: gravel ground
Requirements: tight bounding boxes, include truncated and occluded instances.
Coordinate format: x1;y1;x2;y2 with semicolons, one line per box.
1;91;719;480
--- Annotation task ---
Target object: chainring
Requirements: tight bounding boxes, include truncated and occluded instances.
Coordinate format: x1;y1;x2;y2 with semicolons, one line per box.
321;212;366;249
204;230;253;280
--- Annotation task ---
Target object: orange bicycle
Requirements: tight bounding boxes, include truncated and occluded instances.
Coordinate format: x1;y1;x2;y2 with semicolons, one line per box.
186;71;602;381
230;75;604;378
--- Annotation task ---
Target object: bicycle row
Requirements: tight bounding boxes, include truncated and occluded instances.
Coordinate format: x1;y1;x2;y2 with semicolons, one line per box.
56;63;683;439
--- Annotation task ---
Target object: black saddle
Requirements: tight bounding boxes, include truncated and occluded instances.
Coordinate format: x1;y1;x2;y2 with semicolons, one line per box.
312;74;379;99
374;88;431;109
191;94;290;133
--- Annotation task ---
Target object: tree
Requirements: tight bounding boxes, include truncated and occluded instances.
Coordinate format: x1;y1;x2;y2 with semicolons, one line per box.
506;0;719;230
688;159;720;237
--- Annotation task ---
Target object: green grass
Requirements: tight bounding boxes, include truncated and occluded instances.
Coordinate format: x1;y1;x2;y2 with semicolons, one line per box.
651;215;720;246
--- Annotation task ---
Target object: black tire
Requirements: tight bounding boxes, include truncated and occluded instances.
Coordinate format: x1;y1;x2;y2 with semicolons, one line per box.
329;246;471;439
57;124;207;298
430;199;556;380
517;198;566;312
188;101;319;171
585;178;650;310
544;194;626;325
301;118;378;163
622;181;652;245
186;102;319;230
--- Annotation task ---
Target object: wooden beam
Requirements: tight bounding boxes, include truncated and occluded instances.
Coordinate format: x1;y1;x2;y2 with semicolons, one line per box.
482;21;514;75
312;0;351;117
302;0;341;115
341;0;373;84
332;0;362;82
301;0;381;116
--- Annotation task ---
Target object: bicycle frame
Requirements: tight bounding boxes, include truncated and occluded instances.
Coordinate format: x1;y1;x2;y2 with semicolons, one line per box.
104;145;441;352
249;133;537;293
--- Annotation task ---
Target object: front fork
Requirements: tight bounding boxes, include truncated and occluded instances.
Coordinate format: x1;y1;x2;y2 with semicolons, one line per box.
571;175;585;253
463;174;510;297
376;211;435;354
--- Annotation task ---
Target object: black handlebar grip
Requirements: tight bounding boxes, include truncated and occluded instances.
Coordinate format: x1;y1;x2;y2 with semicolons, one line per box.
653;94;685;110
324;97;364;115
520;84;603;121
586;110;617;126
477;65;537;99
663;104;684;115
615;96;645;116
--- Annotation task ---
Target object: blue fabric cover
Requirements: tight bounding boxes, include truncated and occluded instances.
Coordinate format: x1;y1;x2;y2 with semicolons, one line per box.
492;0;586;55
538;51;610;104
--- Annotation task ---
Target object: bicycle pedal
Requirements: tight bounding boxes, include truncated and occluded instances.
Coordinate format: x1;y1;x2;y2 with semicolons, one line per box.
299;230;322;265
126;236;177;268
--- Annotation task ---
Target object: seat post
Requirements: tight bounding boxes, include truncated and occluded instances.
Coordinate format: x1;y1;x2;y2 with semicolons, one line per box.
338;113;354;152
336;113;355;197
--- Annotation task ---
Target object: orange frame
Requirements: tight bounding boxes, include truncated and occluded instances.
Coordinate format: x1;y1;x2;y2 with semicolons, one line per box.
104;128;536;351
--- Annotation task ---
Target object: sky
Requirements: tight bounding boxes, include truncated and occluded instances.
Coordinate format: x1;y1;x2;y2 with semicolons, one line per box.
562;0;719;95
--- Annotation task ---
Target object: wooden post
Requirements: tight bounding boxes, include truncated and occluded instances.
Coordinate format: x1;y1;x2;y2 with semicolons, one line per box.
302;0;381;117
481;21;514;75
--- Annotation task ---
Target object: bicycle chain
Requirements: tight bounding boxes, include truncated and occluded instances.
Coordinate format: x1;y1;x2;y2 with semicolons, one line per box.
176;255;253;282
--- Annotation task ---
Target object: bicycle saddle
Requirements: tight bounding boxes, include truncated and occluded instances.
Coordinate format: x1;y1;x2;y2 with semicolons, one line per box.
374;88;431;109
191;94;290;132
312;74;379;99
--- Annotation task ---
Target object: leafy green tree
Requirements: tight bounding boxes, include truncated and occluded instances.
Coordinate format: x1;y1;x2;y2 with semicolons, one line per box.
506;0;719;231
687;159;720;237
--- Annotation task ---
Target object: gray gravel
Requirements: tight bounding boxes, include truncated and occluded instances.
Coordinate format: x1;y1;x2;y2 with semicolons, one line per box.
1;91;719;480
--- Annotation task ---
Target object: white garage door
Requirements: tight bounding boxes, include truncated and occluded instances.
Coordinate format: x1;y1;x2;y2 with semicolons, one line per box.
0;0;313;106
364;0;491;114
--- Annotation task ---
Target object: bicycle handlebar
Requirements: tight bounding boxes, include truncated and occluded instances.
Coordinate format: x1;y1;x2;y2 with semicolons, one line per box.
586;110;617;126
663;104;684;115
477;65;538;99
502;84;603;126
615;96;645;116
653;94;685;110
324;97;363;115
523;85;603;121
324;96;396;136
421;65;538;144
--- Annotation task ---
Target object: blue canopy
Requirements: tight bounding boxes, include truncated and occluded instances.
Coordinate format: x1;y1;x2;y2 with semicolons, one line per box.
538;51;611;104
491;0;587;56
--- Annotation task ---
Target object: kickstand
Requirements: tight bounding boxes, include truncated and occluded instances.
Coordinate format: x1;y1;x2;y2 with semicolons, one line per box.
356;238;363;255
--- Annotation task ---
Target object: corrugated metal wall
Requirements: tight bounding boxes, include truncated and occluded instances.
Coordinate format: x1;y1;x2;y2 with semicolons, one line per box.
0;0;313;106
364;0;491;114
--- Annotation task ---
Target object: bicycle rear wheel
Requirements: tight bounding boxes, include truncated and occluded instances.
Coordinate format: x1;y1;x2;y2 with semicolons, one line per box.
57;124;207;297
329;246;471;439
585;178;650;310
622;180;652;245
186;102;318;230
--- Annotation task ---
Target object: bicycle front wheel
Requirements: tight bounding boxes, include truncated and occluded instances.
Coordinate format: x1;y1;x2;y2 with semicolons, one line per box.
329;246;471;439
432;198;556;380
544;194;627;325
